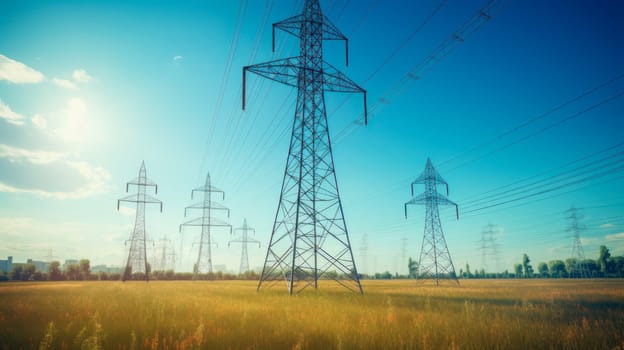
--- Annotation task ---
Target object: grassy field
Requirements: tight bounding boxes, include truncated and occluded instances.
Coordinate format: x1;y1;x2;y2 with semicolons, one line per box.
1;279;623;349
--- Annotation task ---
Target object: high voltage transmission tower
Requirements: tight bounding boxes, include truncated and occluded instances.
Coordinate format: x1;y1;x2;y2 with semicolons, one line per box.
180;172;232;279
566;206;590;278
478;223;501;274
153;236;176;272
243;0;367;294
117;161;162;282
360;234;368;276
229;219;261;274
405;158;459;286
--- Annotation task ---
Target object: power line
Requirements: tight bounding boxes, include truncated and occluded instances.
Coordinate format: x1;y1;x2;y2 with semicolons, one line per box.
438;73;624;169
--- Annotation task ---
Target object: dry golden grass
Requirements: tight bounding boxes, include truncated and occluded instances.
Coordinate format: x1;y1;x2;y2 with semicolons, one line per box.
1;279;623;349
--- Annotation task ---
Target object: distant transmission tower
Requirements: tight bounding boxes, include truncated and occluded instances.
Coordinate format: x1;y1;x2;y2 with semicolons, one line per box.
405;158;459;286
360;234;368;276
229;219;261;274
243;0;367;294
478;223;501;274
566;206;589;278
154;236;176;272
180;172;232;278
117;161;162;282
400;237;408;275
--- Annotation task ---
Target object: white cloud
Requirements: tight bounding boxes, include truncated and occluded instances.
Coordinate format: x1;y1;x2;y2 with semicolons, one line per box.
600;223;615;229
0;161;112;199
118;206;136;217
606;232;624;241
72;69;92;83
0;144;64;164
0;144;112;199
173;55;183;63
0;98;25;125
52;77;78;90
31;114;47;130
0;54;45;83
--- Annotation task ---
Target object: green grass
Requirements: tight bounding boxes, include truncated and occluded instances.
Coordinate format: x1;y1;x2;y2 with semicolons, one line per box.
1;279;623;349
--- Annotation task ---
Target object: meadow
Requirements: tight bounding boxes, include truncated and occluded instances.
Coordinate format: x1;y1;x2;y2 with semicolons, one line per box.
1;279;623;349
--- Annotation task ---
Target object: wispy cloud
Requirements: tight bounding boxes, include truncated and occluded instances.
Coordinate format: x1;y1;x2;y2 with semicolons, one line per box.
0;98;25;125
72;69;92;83
0;54;45;83
0;144;112;199
31;114;47;130
600;223;615;229
173;55;183;63
0;144;63;164
52;77;78;90
606;232;624;241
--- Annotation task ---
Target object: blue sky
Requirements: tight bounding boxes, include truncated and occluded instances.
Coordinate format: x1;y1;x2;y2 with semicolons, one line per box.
1;0;623;274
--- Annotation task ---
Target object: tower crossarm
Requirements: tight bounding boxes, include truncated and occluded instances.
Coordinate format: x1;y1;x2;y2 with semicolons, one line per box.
272;13;349;64
125;178;159;193
228;237;261;248
243;58;367;124
179;217;233;233
410;158;449;195
117;193;163;212
243;57;301;90
184;201;230;217
405;192;459;219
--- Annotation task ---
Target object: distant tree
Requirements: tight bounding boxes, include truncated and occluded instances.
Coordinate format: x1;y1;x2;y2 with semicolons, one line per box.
582;259;600;277
65;264;81;280
48;261;63;281
33;271;46;281
513;264;523;278
522;254;533;278
610;256;624;277
537;262;549;277
408;258;418;278
598;245;611;276
465;263;473;278
548;260;567;278
79;259;91;280
10;265;24;281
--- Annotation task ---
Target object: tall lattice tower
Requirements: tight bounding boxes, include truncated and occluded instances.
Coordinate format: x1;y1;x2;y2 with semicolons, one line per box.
229;219;261;274
117;161;162;281
180;172;232;278
566;206;589;278
153;236;176;272
405;158;459;286
478;223;501;274
243;0;367;294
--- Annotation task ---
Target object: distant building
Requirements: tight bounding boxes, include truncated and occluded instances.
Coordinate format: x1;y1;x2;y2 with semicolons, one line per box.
0;256;12;273
92;265;122;274
63;259;79;271
27;259;49;272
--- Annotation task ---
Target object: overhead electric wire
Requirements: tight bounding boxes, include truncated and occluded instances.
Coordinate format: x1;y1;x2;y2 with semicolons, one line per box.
197;0;249;182
333;0;508;144
460;151;624;210
438;73;624;169
443;89;624;174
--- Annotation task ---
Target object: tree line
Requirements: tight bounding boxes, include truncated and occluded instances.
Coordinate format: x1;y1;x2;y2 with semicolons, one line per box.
460;245;624;279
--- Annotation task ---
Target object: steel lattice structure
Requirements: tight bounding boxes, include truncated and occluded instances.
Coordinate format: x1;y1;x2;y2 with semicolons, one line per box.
117;161;162;282
243;0;366;294
405;158;459;286
229;219;261;274
478;223;501;274
153;236;176;272
180;172;232;278
566;206;590;278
